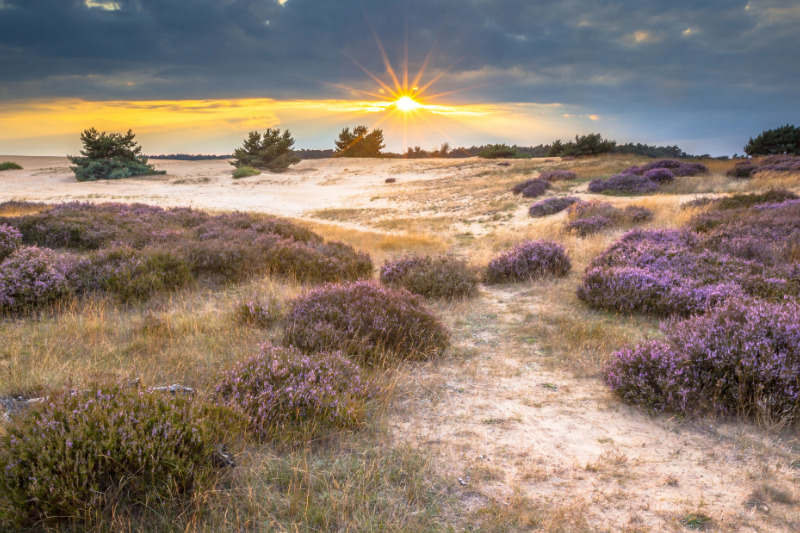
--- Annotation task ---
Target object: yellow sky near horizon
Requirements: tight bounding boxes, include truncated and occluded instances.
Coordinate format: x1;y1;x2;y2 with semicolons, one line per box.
0;97;582;155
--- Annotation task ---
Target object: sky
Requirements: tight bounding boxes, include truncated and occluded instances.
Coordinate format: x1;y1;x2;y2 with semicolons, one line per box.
0;0;798;156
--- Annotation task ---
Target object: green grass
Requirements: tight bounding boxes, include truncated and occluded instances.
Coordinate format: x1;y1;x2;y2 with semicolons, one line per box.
231;165;261;179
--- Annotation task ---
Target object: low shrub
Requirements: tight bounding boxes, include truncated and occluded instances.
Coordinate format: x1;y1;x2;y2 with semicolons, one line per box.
385;177;397;183
0;246;72;313
215;344;374;440
727;161;758;179
672;162;708;177
641;159;682;170
605;298;800;421
0;161;23;171
0;223;22;261
588;173;658;194
528;196;579;217
565;215;612;236
623;160;707;177
623;205;655;223
232;165;261;179
485;240;571;283
283;281;449;360
76;245;194;302
236;294;283;328
567;200;653;225
512;178;550;198
539;169;577;181
380;254;479;299
757;155;800;173
716;189;799;210
266;240;373;283
643;168;674;183
0;385;229;527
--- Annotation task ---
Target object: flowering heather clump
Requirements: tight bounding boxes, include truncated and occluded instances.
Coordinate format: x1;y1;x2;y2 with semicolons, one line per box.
283;281;449;360
0;386;228;527
757;154;800;173
538;169;578;181
485;240;571;283
588;173;658;194
380;254;479;299
727;161;758;179
579;197;800;316
672;162;709;177
623;160;708;178
528;196;579;217
0;223;22;260
567;200;653;226
643;168;675;183
641;159;682;170
236;294;282;327
0;246;72;313
605;298;800;421
215;344;374;440
565;215;613;236
267;240;374;283
623;205;654;223
511;178;551;197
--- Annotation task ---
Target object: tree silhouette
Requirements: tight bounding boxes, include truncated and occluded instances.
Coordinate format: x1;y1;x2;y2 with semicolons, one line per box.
334;126;385;157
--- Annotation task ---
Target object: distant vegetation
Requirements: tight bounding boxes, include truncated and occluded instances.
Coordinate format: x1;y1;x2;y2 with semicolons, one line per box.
231;129;300;172
335;125;385;157
149;153;232;160
68;128;165;181
0;162;22;171
231;165;261;179
744;124;800;156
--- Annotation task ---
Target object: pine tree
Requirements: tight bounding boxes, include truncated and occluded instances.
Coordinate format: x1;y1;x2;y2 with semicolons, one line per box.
68;128;165;182
334;125;385;157
231;129;300;171
744;125;800;156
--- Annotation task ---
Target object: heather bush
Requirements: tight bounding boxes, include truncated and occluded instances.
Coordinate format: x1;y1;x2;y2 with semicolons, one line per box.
485;240;571;283
266;240;373;283
0;385;230;527
567;200;652;225
757;154;800;172
623;160;707;178
565;215;612;236
726;161;757;179
672;162;708;177
588;173;658;194
76;245;194;302
538;169;577;181
641;159;682;170
0;223;22;261
236;294;282;328
283;281;449;360
716;189;799;210
380;254;479;299
0;247;72;313
605;298;800;421
0;161;22;171
511;178;550;198
232;165;261;179
623;205;654;223
528;196;579;217
643;168;674;183
215;344;374;440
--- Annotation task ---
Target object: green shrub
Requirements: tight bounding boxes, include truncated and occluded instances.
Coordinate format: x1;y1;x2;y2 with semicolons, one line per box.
231;129;300;171
215;344;374;440
68;128;166;181
548;133;616;157
0;385;233;528
232;165;261;178
0;161;22;171
478;144;517;158
334;125;385;157
283;281;450;360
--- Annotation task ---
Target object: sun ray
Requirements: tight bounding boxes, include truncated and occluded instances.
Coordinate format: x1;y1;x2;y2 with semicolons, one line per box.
359;0;403;94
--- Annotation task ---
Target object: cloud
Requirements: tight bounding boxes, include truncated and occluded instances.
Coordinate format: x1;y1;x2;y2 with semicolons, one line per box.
0;0;798;155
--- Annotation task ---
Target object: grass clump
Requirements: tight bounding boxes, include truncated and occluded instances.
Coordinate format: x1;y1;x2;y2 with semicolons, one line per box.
231;165;261;179
0;161;22;171
235;294;283;327
0;385;233;529
605;298;800;422
215;344;375;441
380;254;479;299
283;280;450;360
485;240;571;283
715;189;799;210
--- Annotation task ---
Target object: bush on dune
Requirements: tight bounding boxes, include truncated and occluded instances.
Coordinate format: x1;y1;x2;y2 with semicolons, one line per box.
528;196;579;217
0;246;72;313
380;254;479;299
215;344;375;440
605;298;800;422
0;162;22;171
485;240;571;283
0;385;232;528
538;169;578;181
564;200;653;236
283;281;449;361
511;178;550;198
588;173;658;194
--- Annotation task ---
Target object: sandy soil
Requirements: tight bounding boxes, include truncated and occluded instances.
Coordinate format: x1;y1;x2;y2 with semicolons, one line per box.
2;156;799;531
0;155;489;218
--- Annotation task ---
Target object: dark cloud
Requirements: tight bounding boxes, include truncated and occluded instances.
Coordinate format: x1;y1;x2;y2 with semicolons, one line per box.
1;0;798;153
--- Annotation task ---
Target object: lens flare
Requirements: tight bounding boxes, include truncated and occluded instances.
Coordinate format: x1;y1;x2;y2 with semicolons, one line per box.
395;96;421;112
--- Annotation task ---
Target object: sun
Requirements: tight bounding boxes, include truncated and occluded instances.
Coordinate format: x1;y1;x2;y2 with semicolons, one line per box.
395;95;421;112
